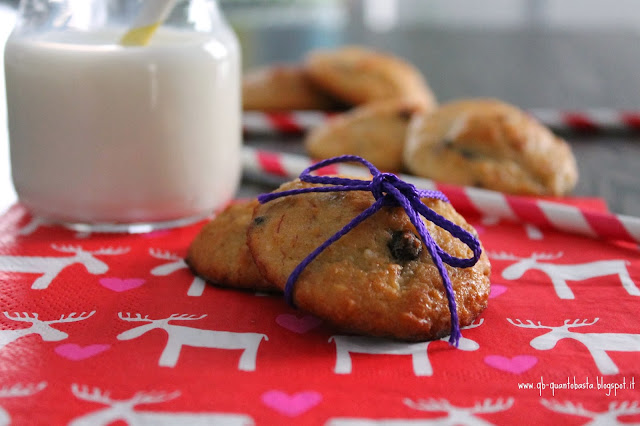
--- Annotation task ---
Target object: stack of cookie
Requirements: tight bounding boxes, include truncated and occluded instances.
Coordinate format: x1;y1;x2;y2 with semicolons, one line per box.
243;45;579;197
244;45;436;175
187;178;491;342
243;45;436;112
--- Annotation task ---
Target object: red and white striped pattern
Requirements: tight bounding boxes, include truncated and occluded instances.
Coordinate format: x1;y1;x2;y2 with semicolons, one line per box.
242;147;640;244
528;108;640;132
242;109;640;134
243;111;333;134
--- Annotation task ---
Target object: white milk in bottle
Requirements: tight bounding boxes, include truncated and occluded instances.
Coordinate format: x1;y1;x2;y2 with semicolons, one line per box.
4;1;241;230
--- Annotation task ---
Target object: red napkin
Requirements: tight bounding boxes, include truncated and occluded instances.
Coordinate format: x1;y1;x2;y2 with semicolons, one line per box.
0;200;638;425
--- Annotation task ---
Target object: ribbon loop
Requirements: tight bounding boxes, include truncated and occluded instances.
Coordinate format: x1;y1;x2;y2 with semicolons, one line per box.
258;155;482;346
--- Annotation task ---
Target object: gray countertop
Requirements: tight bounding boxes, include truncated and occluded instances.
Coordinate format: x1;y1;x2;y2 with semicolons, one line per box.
1;1;639;216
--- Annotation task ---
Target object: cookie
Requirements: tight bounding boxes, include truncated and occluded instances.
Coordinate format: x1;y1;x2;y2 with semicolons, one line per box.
247;179;491;341
186;199;277;292
403;98;579;196
305;99;424;172
242;64;342;111
304;46;437;111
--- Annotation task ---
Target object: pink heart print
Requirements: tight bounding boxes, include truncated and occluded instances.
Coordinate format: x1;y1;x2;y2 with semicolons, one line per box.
484;355;538;374
99;277;146;292
489;284;508;299
54;344;111;361
276;314;323;334
261;390;322;417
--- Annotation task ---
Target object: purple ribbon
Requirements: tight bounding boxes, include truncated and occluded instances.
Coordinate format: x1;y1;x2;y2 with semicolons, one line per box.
257;155;482;346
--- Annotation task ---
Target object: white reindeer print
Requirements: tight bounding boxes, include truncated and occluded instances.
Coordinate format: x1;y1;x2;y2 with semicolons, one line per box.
16;216;45;236
524;224;543;240
330;320;483;376
149;249;205;296
490;251;638;299
69;384;254;426
0;311;95;351
0;244;130;289
326;397;514;426
508;318;640;375
0;382;47;426
541;399;640;426
117;313;268;370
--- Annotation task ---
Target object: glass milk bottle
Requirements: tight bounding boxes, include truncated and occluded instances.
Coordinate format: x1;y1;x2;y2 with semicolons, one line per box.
4;0;241;232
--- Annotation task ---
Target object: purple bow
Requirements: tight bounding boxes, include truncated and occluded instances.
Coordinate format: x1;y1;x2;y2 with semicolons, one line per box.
258;155;482;346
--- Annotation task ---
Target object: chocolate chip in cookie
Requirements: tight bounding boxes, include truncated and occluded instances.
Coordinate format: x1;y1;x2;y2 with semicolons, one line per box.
388;230;422;263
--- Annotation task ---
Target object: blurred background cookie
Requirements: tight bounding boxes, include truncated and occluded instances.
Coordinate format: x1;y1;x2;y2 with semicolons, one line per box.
186;199;278;292
247;179;490;341
305;99;424;172
304;45;437;111
242;64;343;111
404;98;579;196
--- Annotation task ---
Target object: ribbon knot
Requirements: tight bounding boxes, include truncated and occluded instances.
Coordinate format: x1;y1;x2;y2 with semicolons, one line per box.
257;155;482;346
370;172;415;204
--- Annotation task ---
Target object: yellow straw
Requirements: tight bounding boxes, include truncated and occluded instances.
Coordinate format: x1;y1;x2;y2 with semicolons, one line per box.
120;23;162;46
120;0;177;46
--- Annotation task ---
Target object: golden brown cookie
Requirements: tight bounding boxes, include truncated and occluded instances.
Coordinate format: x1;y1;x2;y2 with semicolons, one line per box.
304;46;437;111
242;65;342;111
403;98;579;196
304;99;424;172
247;179;491;341
186;199;277;292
